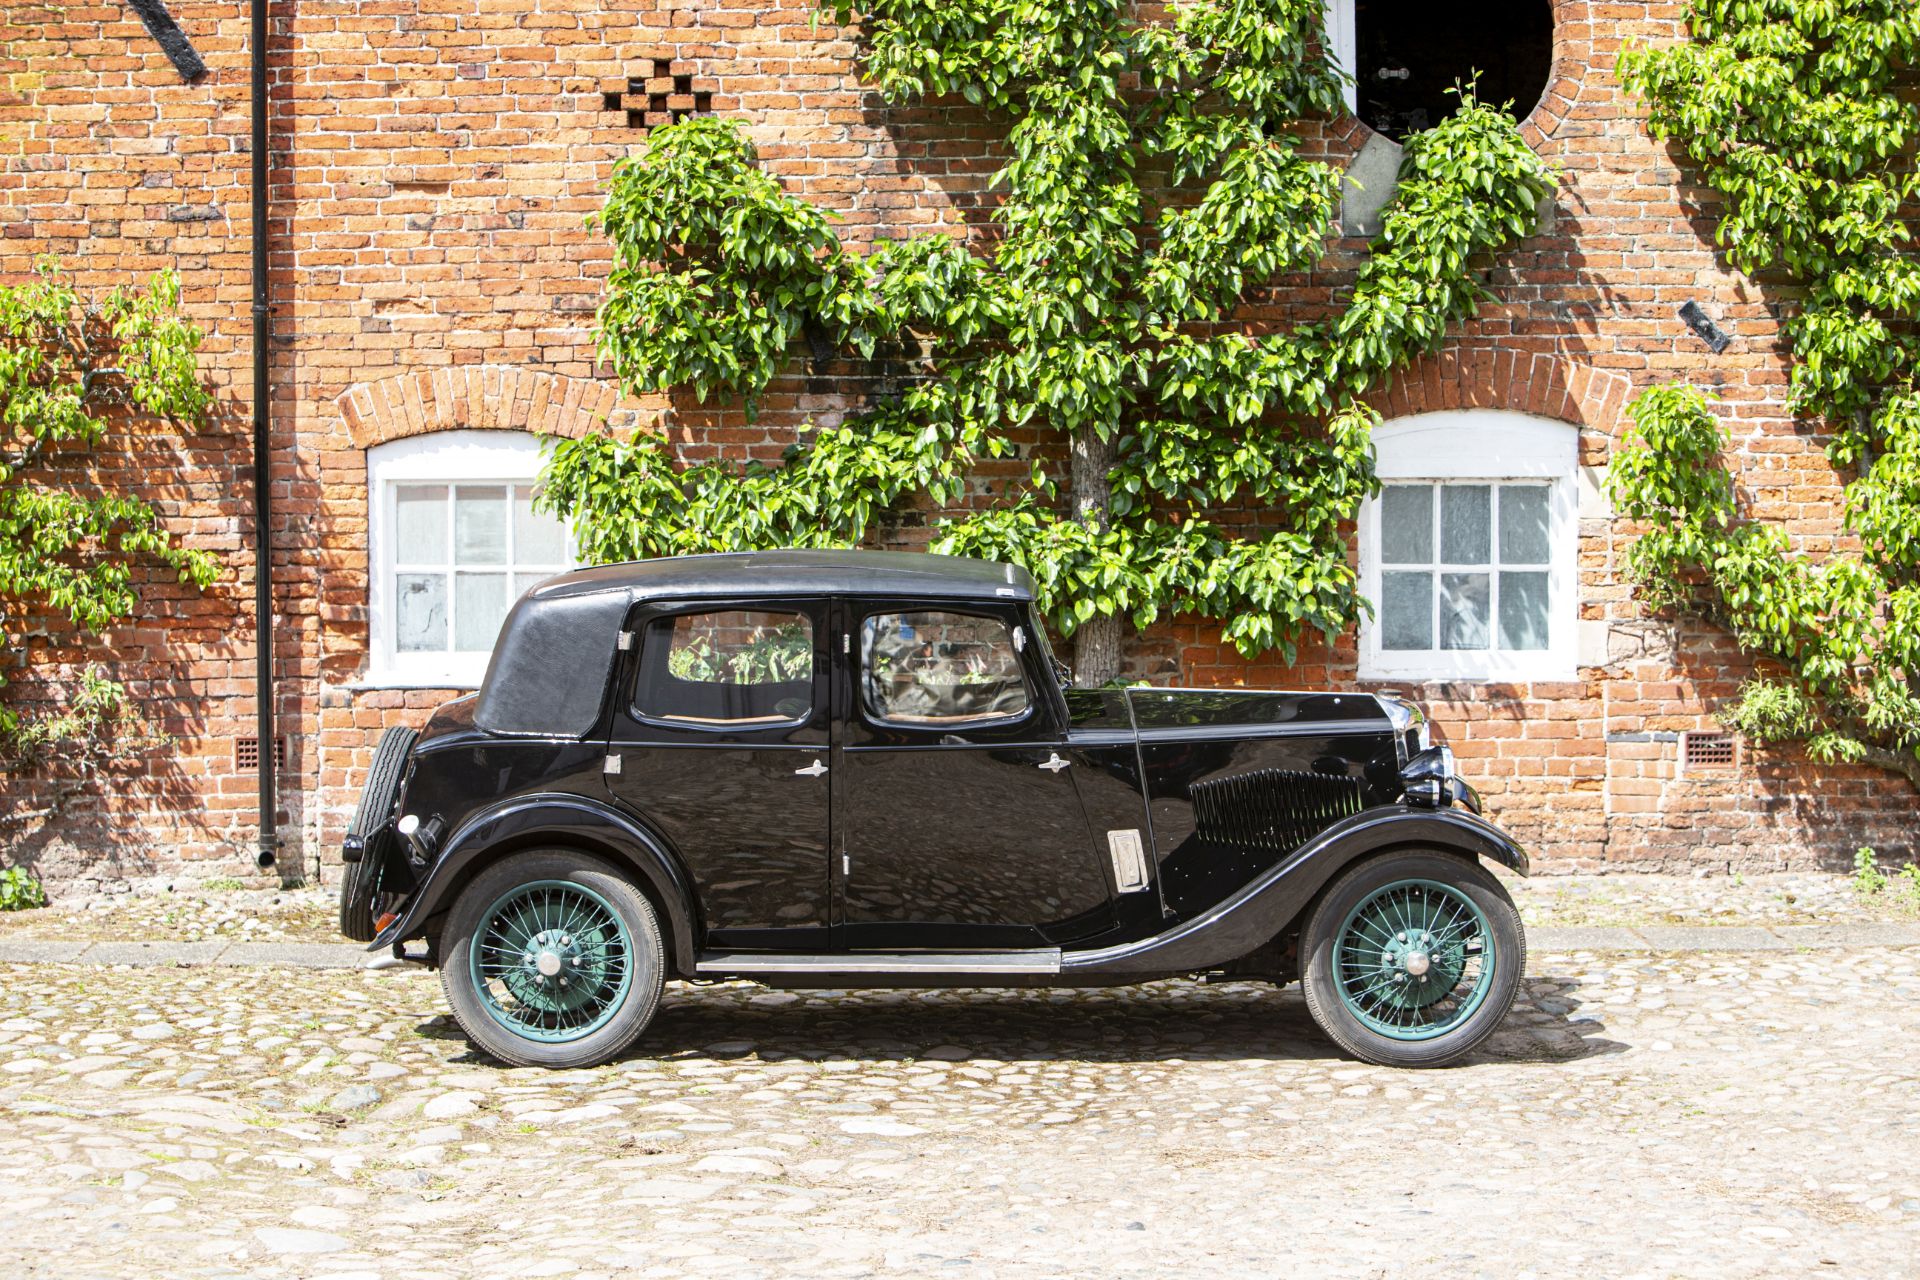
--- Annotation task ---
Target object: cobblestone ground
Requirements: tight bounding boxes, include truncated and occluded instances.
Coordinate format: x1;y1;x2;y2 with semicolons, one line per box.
2;945;1916;1279
1;868;1913;948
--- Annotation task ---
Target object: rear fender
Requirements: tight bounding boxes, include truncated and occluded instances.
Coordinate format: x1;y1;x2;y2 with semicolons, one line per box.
368;792;700;973
1062;805;1528;977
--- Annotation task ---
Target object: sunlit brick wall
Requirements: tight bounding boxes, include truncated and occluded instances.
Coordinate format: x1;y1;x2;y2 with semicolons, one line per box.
1;0;1910;887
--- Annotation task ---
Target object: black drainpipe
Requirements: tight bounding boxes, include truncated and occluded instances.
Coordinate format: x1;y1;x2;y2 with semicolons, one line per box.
250;0;277;871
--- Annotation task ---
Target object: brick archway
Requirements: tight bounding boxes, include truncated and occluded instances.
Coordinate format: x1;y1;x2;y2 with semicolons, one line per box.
336;365;622;450
1367;347;1634;445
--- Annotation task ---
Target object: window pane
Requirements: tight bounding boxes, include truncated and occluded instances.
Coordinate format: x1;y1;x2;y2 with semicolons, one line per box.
395;572;447;652
1441;484;1491;564
454;485;508;565
1380;571;1433;650
1379;485;1432;564
394;485;447;565
1440;572;1490;649
863;611;1030;725
1499;486;1551;563
453;572;509;651
1499;571;1551;650
513;485;567;565
638;610;814;725
513;571;551;600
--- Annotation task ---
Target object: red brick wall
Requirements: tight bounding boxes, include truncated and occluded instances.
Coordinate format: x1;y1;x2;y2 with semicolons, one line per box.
2;0;1911;888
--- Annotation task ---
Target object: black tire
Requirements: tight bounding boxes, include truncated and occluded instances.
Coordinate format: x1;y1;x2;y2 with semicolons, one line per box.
339;725;416;941
440;848;666;1069
1299;849;1525;1068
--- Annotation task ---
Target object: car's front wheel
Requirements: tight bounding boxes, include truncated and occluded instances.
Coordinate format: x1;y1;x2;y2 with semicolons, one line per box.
440;849;665;1068
1299;849;1524;1068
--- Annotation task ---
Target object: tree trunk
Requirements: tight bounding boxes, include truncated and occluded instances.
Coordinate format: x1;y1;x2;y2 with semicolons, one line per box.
1858;743;1920;794
1069;426;1122;687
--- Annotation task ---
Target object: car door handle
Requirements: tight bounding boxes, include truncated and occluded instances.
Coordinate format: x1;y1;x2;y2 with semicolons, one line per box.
795;759;828;778
1038;753;1070;773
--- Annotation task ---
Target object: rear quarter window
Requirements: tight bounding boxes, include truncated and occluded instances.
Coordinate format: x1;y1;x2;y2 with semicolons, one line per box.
635;609;814;726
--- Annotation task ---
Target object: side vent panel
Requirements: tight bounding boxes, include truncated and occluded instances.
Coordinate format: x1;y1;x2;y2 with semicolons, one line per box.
1188;768;1365;855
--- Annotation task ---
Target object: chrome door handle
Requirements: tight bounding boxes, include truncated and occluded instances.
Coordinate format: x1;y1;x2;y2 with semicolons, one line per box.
795;759;828;778
1038;752;1070;773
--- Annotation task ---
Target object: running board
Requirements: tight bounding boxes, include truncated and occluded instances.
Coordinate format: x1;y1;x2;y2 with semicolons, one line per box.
695;949;1062;977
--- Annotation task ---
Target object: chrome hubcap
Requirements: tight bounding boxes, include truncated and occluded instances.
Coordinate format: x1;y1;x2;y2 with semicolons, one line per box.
522;928;584;985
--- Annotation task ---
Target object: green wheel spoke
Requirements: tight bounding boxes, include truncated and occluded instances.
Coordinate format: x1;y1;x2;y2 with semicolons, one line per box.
1334;877;1497;1043
468;879;636;1046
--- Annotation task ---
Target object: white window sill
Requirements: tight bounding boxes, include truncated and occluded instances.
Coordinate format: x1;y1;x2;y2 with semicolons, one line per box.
1359;657;1577;684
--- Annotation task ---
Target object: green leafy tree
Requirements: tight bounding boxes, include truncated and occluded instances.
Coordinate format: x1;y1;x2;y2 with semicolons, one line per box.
1614;0;1920;789
0;260;219;769
540;0;1553;683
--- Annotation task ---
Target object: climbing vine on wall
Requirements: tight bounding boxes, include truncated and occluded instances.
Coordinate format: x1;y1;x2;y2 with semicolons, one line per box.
1614;0;1920;789
0;260;217;774
540;0;1553;683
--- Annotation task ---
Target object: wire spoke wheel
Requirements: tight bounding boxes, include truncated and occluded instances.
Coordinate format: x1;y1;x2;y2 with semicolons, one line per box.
1333;877;1495;1042
468;879;634;1044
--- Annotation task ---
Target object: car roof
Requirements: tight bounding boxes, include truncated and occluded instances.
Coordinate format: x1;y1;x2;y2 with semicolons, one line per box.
526;549;1037;605
473;551;1036;736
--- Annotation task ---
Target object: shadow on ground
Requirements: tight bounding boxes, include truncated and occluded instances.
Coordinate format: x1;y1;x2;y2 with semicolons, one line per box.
418;974;1627;1068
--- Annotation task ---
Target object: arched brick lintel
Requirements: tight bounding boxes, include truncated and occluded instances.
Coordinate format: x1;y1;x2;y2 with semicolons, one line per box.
336;365;621;451
1366;347;1635;443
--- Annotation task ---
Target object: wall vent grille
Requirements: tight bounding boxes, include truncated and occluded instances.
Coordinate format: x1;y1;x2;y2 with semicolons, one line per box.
236;736;287;773
1682;731;1737;769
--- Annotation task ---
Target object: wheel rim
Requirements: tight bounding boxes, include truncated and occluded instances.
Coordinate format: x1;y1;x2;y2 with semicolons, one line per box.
1334;877;1495;1042
468;879;634;1044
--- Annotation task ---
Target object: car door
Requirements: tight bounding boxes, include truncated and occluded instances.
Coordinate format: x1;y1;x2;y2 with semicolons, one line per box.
603;598;833;951
835;601;1116;950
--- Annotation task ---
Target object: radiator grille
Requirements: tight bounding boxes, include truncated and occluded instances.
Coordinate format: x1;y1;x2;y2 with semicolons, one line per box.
1188;768;1366;853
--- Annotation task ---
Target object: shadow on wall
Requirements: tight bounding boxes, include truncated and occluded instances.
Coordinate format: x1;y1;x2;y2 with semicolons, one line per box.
1617;618;1919;873
0;393;295;890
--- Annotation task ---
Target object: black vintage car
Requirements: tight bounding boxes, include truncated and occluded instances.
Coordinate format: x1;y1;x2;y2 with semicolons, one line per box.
341;551;1529;1069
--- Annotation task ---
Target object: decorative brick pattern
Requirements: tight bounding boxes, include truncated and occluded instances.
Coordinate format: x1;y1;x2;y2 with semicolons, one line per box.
0;0;1911;887
1368;348;1634;440
599;55;717;132
337;366;623;450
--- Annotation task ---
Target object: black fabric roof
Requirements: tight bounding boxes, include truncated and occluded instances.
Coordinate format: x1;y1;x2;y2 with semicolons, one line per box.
473;551;1035;737
526;550;1036;605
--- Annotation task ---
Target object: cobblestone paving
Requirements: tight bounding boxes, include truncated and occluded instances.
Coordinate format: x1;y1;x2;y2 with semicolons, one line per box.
2;947;1916;1279
0;887;337;945
1506;870;1917;927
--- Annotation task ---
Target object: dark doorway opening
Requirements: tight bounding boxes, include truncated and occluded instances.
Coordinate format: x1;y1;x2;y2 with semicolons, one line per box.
1352;0;1554;141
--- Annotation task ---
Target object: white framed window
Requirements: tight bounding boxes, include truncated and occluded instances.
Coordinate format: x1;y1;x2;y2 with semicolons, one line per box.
1359;410;1578;682
366;430;572;688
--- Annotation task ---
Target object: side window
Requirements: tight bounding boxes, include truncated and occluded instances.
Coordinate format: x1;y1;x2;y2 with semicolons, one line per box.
861;611;1031;727
635;609;814;726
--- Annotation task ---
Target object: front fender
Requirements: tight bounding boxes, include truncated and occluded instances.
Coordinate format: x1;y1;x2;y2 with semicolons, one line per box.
368;792;701;973
1061;804;1528;976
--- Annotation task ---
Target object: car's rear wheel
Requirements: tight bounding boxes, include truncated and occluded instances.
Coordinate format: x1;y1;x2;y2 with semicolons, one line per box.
339;725;416;942
440;849;664;1068
1299;849;1524;1068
